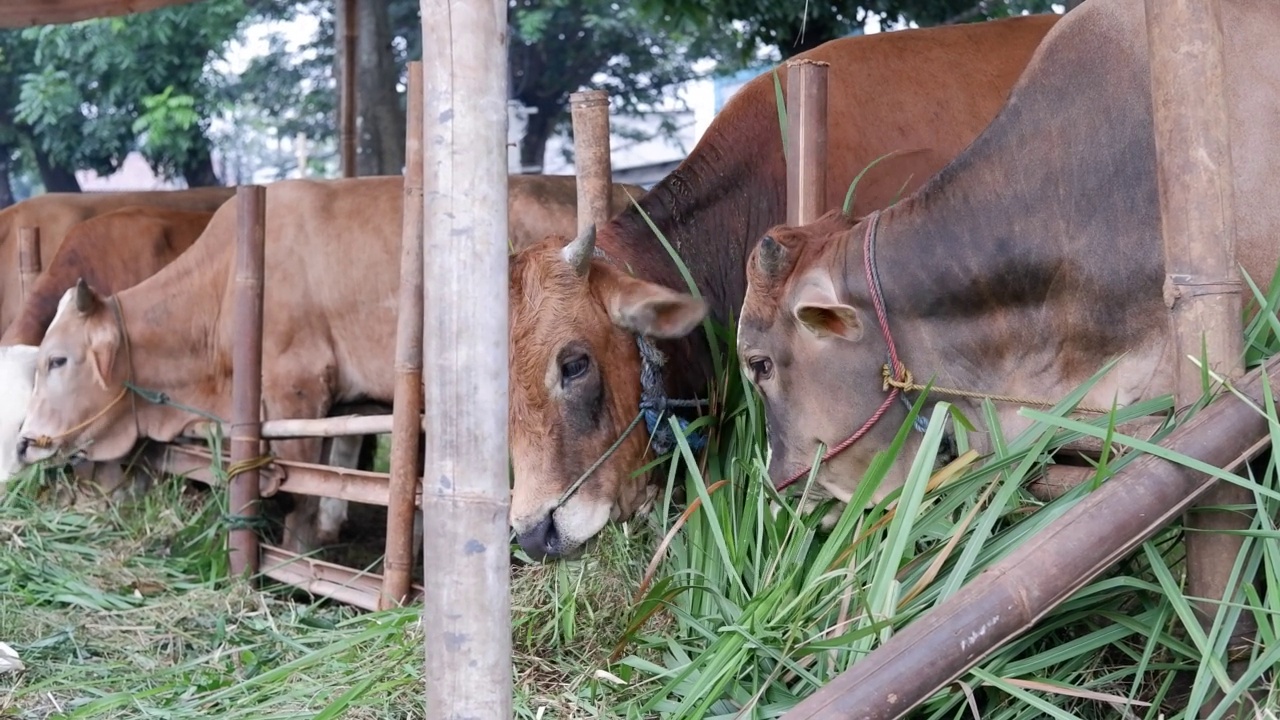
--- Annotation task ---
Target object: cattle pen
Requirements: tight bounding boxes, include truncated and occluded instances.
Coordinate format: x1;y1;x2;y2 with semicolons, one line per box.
1;0;1278;718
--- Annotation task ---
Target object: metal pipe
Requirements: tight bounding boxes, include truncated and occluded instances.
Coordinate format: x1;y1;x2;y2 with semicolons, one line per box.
785;59;829;226
421;0;512;715
569;89;613;233
17;226;41;301
382;61;425;610
228;185;266;578
782;355;1280;720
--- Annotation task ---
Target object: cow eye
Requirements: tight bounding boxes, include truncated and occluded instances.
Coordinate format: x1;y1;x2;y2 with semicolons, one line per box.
48;356;67;371
748;356;773;381
561;354;589;382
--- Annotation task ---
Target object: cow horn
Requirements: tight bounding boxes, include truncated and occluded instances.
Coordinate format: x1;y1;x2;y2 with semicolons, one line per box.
756;235;787;280
561;224;597;277
74;277;98;315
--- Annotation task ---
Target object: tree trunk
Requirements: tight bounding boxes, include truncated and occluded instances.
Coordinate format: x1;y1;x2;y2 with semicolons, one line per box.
0;146;14;208
181;140;222;187
519;105;558;173
32;145;80;193
356;0;405;176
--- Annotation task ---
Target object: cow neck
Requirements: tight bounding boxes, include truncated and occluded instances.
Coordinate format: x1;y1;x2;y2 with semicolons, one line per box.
115;264;230;443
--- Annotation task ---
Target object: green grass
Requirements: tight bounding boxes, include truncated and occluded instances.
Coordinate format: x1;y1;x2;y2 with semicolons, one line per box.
3;276;1280;718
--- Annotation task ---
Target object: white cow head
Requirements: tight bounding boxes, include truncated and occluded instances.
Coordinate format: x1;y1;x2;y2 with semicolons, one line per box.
0;344;40;482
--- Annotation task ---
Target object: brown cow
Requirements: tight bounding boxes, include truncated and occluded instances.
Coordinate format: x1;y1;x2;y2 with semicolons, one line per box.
15;174;643;552
736;0;1280;504
0;188;235;330
507;14;1061;560
0;206;214;485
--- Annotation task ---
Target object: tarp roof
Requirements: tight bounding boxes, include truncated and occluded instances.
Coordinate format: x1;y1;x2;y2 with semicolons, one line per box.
0;0;202;28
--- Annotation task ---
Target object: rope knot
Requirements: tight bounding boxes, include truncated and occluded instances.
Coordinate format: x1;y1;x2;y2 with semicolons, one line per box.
881;363;913;392
30;435;53;450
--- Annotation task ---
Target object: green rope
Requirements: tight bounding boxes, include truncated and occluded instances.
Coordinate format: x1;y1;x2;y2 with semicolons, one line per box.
125;381;226;424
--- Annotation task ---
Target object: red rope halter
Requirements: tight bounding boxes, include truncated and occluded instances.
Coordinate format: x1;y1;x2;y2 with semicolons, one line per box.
775;210;909;492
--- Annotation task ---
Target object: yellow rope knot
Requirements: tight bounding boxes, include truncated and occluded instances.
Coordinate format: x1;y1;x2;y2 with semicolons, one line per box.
881;363;915;393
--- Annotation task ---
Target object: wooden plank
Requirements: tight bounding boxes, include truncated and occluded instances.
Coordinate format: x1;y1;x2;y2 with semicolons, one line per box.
261;544;425;612
421;0;513;713
0;0;201;28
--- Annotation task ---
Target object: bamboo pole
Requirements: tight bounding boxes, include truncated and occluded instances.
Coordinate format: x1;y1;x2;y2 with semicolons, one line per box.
17;227;41;301
228;185;266;578
381;61;425;610
339;0;357;178
184;414;400;440
1144;0;1253;705
785;60;829;226
421;0;512;715
781;354;1280;720
569;90;612;233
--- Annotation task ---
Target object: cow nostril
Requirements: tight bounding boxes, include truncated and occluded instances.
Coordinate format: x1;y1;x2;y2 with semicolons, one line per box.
516;515;561;561
16;437;29;459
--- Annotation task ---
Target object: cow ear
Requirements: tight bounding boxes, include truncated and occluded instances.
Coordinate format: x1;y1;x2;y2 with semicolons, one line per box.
793;285;862;341
795;302;862;341
85;324;118;391
605;273;708;339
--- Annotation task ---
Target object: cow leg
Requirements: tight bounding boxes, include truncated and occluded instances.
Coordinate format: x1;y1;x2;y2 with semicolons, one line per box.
264;370;345;556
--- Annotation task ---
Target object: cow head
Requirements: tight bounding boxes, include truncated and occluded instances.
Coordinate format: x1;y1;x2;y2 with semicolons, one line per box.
738;213;917;506
508;226;707;560
18;280;135;466
0;344;40;481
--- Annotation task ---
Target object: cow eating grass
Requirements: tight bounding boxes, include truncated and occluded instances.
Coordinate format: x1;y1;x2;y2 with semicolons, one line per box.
735;0;1280;505
14;175;641;553
506;13;1061;561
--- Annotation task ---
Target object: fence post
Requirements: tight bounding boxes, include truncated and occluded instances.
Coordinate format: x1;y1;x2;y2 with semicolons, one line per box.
421;0;512;715
381;60;425;610
570;90;613;232
18;227;40;301
1144;0;1253;712
339;0;358;178
229;185;266;578
785;60;829;226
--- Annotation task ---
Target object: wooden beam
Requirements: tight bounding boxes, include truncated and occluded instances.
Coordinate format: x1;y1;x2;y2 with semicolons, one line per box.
339;0;358;178
382;60;425;610
785;59;829;226
228;186;266;578
569;90;613;233
1144;0;1254;711
18;227;41;301
0;0;201;28
421;0;512;713
781;355;1280;720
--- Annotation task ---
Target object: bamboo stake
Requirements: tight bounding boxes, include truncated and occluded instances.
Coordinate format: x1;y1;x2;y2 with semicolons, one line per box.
228;185;266;578
340;0;357;178
381;61;425;610
781;355;1280;720
785;60;829;226
421;0;512;714
1144;0;1253;708
17;227;41;301
569;90;612;233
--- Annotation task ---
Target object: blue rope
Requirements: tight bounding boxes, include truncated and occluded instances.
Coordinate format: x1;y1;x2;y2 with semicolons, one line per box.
636;336;709;454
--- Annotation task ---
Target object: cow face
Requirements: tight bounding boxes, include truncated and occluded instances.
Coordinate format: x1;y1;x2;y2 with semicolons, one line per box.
0;344;39;481
508;227;707;560
737;218;915;506
19;281;135;466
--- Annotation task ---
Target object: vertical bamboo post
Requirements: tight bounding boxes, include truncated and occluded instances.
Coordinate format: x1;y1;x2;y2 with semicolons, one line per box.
569;90;612;233
229;185;266;578
380;61;424;610
421;0;511;715
1144;0;1252;706
17;227;41;301
785;60;829;226
340;0;358;178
